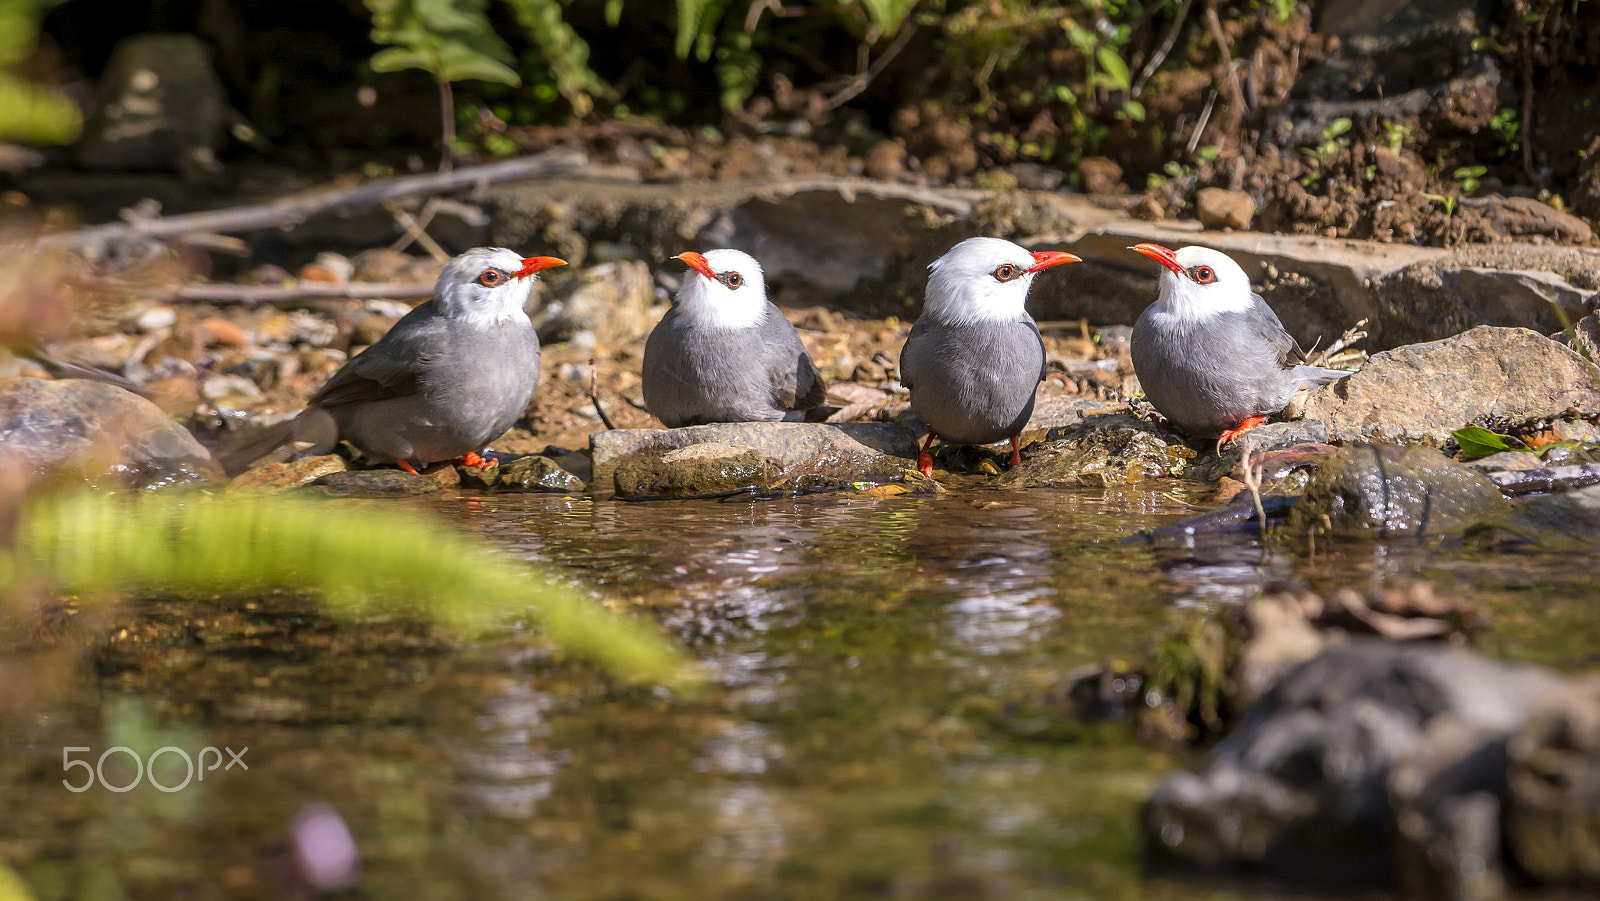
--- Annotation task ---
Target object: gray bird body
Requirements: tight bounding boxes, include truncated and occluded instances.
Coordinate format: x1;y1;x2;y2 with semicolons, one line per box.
900;314;1045;445
643;305;824;427
1129;243;1348;440
309;301;541;462
1132;296;1343;438
221;246;559;473
642;248;824;428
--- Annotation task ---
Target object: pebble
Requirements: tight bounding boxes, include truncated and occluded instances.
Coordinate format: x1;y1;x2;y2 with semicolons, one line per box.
137;306;177;331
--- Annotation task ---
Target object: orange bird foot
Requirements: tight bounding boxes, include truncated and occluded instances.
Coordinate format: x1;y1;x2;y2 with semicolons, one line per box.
1216;415;1269;453
456;450;497;469
1006;436;1023;469
395;459;420;474
917;433;936;477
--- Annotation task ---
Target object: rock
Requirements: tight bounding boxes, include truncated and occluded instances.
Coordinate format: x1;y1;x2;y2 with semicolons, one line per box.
1077;156;1124;195
613;442;774;498
1183;421;1332;483
75;33;228;172
864;139;906;180
199;316;251;347
0;377;222;488
1195;188;1254;230
1288;445;1509;537
226;455;347;494
532;260;656;346
591;422;917;489
490;455;586;492
1505;676;1600;886
1462;449;1544;475
1472;483;1600;551
1144;641;1562;882
1021;396;1113;436
1004;162;1063;191
306;470;441;498
1389;717;1513;901
998;414;1193;488
1300;326;1600;445
1470;195;1593;244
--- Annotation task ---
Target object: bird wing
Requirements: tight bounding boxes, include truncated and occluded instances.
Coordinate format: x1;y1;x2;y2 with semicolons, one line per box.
761;306;826;412
1027;317;1047;382
1247;293;1307;371
309;301;442;409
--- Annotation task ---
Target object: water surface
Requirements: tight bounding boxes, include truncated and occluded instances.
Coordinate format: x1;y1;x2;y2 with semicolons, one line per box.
4;485;1598;900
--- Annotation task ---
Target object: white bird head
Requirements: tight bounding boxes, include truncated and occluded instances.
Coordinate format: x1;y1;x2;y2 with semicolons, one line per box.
434;246;566;324
923;236;1080;325
1130;244;1255;319
673;248;768;329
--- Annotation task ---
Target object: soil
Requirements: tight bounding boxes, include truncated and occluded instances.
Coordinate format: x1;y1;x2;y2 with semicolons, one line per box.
9;2;1600;252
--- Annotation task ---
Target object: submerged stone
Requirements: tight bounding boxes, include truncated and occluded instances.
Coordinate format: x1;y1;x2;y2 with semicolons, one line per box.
1287;445;1509;537
613;442;774;499
307;470;442;498
1471;483;1600;551
471;454;587;492
1505;676;1600;886
1144;641;1562;884
999;414;1193;488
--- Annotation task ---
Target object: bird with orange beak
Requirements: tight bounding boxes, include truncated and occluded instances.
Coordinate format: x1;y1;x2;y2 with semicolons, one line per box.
1129;243;1348;447
642;248;825;428
899;237;1080;475
222;246;564;473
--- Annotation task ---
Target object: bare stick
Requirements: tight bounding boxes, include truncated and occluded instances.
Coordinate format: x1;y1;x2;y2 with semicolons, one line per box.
393;75;457;255
1203;1;1247;138
1240;441;1267;533
156;282;436;304
1307;317;1369;367
824;22;916;111
589;356;616;430
1133;0;1194;97
41;148;586;251
385;202;451;263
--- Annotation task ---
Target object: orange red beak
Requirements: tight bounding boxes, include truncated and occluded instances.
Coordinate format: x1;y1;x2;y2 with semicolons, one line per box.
1130;243;1184;275
674;251;716;280
1027;250;1081;272
514;256;567;279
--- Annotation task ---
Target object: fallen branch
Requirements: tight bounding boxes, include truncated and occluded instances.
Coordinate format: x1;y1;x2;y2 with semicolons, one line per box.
159;281;436;305
41;148;587;252
1488;464;1600;496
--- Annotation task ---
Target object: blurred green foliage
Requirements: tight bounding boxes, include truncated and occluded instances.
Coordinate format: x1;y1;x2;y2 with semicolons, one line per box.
3;491;695;689
0;0;81;144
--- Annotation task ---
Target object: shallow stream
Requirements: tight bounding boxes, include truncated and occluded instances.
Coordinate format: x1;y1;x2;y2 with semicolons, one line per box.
5;484;1599;900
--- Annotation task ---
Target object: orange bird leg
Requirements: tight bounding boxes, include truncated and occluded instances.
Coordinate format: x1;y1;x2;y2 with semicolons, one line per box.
455;450;497;469
917;433;936;477
395;459;420;474
1007;436;1023;469
1216;415;1269;453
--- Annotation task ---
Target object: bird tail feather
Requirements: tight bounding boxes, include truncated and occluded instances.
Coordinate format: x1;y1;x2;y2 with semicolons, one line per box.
1290;365;1350;389
217;419;298;476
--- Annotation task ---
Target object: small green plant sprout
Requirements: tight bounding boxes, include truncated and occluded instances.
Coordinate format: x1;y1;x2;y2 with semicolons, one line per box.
1382;121;1411;154
1490;108;1521;153
1423;191;1458;216
1454;165;1487;196
1122;99;1146;122
1305;117;1352;165
1197;144;1221;164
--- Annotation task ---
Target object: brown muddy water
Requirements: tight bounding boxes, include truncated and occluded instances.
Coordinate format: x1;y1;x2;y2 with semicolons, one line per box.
4;484;1599;900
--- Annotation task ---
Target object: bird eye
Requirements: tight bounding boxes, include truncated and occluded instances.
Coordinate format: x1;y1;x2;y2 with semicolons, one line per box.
476;269;503;287
992;264;1021;282
718;271;744;289
1191;266;1216;284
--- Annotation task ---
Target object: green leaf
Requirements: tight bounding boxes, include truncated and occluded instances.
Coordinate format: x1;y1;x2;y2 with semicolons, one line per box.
1122;99;1145;122
1323;117;1352;139
0;71;82;144
1096;47;1131;91
1452;426;1529;458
